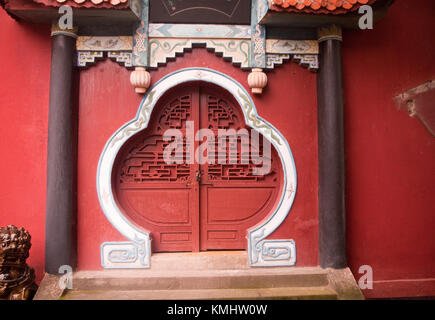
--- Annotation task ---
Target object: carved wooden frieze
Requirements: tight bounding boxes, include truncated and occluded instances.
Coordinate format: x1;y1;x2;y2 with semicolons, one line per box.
77;51;104;67
75;34;319;72
0;225;37;300
76;36;133;51
293;54;319;71
77;51;133;68
148;38;251;69
266;39;318;55
107;51;133;67
76;37;133;68
265;39;319;71
265;54;290;69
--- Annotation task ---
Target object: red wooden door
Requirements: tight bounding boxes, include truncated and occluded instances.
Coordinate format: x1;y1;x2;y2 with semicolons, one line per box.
113;83;282;252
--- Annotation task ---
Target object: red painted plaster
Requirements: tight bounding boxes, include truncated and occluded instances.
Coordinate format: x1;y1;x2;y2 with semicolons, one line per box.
343;0;435;298
0;10;51;284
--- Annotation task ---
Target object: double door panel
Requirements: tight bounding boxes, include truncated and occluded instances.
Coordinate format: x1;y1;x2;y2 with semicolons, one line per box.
113;83;282;252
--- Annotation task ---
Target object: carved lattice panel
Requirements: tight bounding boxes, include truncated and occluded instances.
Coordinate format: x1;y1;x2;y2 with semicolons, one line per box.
203;93;277;183
199;86;282;250
113;84;283;252
114;86;199;252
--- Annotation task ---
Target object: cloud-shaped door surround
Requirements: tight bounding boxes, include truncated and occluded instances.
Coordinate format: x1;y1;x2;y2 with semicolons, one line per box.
97;68;297;268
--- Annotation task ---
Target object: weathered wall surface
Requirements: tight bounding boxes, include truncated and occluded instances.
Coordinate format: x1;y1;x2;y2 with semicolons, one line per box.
343;0;435;298
0;9;51;283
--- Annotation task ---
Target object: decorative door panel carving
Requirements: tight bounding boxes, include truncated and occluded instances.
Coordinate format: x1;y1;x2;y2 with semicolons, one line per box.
113;83;282;252
114;85;200;252
198;87;282;250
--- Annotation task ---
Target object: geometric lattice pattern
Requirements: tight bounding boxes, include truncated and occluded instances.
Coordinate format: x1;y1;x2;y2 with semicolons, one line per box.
119;95;192;183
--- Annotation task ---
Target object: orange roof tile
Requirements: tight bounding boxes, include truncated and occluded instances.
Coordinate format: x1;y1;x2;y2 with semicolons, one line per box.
31;0;128;8
270;0;376;15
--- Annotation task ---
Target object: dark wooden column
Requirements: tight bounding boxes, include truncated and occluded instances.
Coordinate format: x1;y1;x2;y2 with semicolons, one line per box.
317;25;347;269
45;25;78;274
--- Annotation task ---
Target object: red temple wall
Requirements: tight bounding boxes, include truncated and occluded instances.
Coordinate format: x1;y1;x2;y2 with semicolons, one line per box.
0;0;433;298
0;9;51;283
343;0;435;298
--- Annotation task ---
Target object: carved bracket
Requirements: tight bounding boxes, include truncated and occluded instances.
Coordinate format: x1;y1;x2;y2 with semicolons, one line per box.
76;36;133;68
265;39;319;71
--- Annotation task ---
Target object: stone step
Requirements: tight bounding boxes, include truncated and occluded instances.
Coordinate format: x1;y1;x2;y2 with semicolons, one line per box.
71;267;330;291
61;286;338;300
150;251;251;270
34;251;364;300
